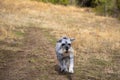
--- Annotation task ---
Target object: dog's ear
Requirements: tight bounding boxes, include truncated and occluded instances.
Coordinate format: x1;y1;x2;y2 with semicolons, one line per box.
57;39;62;43
70;38;75;42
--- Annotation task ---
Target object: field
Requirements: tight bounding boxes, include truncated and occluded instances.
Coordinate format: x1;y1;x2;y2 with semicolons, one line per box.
0;0;120;80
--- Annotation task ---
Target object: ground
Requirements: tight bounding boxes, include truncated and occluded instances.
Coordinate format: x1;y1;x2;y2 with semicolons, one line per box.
0;0;120;80
0;27;73;80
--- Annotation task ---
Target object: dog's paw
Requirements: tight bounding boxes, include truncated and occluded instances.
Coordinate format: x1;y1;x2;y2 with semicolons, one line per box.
60;67;65;72
69;68;74;73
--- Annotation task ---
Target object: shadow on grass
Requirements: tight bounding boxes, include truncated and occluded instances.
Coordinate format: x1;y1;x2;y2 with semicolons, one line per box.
54;64;73;80
0;49;18;80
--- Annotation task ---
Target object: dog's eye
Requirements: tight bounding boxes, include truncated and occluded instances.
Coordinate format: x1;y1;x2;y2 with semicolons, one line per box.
68;44;71;46
62;43;65;46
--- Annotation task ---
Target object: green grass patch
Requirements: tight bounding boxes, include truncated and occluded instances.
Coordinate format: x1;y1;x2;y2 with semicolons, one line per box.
14;31;25;37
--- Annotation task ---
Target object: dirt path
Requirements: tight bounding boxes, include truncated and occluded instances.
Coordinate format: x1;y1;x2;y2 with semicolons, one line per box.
0;27;72;80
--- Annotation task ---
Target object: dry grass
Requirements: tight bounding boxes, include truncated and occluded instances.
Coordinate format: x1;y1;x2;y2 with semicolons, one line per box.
0;0;120;79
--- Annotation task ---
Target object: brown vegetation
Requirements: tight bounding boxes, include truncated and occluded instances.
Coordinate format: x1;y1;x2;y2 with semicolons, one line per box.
0;0;120;80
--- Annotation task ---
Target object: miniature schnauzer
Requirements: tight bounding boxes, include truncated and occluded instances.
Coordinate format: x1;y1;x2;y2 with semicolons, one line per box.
55;37;75;73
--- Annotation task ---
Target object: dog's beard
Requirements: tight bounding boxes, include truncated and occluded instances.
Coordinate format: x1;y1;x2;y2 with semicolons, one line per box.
65;50;68;53
62;49;70;57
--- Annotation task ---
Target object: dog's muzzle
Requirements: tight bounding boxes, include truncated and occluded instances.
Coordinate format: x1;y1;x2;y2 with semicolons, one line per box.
65;46;69;53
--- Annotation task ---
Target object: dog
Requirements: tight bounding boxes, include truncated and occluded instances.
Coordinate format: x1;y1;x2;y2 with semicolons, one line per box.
55;37;75;73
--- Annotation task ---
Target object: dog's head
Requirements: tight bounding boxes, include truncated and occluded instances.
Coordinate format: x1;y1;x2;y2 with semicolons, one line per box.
57;37;75;53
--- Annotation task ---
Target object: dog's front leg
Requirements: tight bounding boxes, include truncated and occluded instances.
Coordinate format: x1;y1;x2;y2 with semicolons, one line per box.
69;54;74;73
59;59;64;72
57;55;64;72
63;60;68;72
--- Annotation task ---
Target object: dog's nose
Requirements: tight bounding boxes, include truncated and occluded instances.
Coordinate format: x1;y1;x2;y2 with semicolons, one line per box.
66;46;69;51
